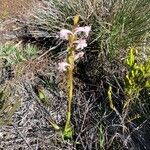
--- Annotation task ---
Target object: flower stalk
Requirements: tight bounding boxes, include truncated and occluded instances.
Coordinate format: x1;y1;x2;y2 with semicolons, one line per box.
64;20;77;139
57;15;91;139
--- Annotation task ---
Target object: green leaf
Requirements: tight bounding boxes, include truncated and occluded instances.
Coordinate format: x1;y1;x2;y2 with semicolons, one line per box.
128;48;134;67
38;90;49;105
63;126;73;140
99;125;105;149
108;86;115;110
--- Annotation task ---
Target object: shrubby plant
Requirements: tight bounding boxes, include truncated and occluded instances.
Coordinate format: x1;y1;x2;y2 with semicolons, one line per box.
107;48;150;149
0;44;38;66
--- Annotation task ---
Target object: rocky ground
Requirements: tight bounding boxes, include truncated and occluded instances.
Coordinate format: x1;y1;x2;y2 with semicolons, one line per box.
0;0;33;19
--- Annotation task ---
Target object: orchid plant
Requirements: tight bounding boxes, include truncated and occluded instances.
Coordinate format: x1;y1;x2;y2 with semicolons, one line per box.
58;15;91;139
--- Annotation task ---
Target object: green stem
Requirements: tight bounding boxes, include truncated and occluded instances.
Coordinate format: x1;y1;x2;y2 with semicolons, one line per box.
64;15;79;137
65;48;74;130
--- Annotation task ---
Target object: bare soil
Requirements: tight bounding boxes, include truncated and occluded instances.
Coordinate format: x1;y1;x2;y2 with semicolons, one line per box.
0;0;33;20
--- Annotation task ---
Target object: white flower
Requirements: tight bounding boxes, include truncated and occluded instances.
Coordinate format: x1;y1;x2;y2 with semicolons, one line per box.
59;29;73;40
74;26;91;37
74;39;87;50
74;52;84;61
58;62;70;72
58;26;91;40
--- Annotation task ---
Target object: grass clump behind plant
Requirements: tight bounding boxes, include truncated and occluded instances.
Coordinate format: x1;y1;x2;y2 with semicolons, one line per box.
24;0;149;55
109;0;150;56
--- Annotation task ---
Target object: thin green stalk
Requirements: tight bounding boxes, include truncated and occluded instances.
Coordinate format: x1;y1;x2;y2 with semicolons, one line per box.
64;47;75;139
65;48;74;127
64;15;79;139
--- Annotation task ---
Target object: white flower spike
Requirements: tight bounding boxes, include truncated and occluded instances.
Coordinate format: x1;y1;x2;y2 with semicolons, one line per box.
58;62;70;72
75;26;91;37
74;39;87;50
59;29;73;40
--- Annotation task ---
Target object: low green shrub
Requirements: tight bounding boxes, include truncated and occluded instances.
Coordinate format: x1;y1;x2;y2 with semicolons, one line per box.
107;47;150;149
0;44;38;66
